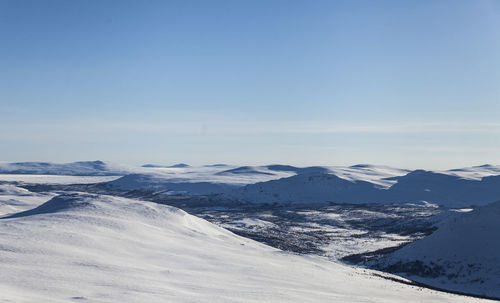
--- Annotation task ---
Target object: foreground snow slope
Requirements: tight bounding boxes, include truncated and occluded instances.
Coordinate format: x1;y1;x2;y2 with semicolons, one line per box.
375;201;500;298
0;193;484;302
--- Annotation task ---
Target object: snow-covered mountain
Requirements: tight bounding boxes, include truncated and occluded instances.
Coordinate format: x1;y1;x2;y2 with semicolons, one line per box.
374;201;500;298
142;163;191;168
3;161;500;207
230;172;384;204
0;193;483;302
0;161;136;176
225;167;500;207
103;164;409;194
386;170;500;207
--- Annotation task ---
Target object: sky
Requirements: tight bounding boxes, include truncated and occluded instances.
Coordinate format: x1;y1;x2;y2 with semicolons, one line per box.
1;0;500;169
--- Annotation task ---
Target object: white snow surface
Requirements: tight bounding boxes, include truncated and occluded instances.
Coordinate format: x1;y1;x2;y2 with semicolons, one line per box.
0;174;120;185
379;200;500;298
0;193;486;303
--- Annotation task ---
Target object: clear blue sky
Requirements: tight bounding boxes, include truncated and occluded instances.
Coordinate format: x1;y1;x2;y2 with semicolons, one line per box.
1;0;499;169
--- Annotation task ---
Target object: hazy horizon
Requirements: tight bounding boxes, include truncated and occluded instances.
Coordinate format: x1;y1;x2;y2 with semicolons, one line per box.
2;0;499;168
1;158;498;172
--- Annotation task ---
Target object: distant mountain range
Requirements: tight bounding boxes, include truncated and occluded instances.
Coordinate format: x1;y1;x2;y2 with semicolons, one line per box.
0;161;132;176
2;161;500;207
229;169;500;207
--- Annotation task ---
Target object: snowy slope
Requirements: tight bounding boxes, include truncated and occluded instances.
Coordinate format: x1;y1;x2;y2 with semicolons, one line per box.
386;170;500;207
228;172;384;204
440;164;500;180
0;193;484;302
0;184;55;216
375;201;500;298
327;164;411;188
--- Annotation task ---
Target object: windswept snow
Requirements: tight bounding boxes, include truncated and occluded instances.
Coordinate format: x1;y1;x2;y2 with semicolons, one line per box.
0;193;486;302
440;164;500;181
328;164;411;188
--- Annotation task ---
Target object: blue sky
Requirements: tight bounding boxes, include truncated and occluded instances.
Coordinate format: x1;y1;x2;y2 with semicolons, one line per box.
1;0;500;169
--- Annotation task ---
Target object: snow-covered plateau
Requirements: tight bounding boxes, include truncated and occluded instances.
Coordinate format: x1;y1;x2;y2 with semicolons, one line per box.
1;161;499;301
